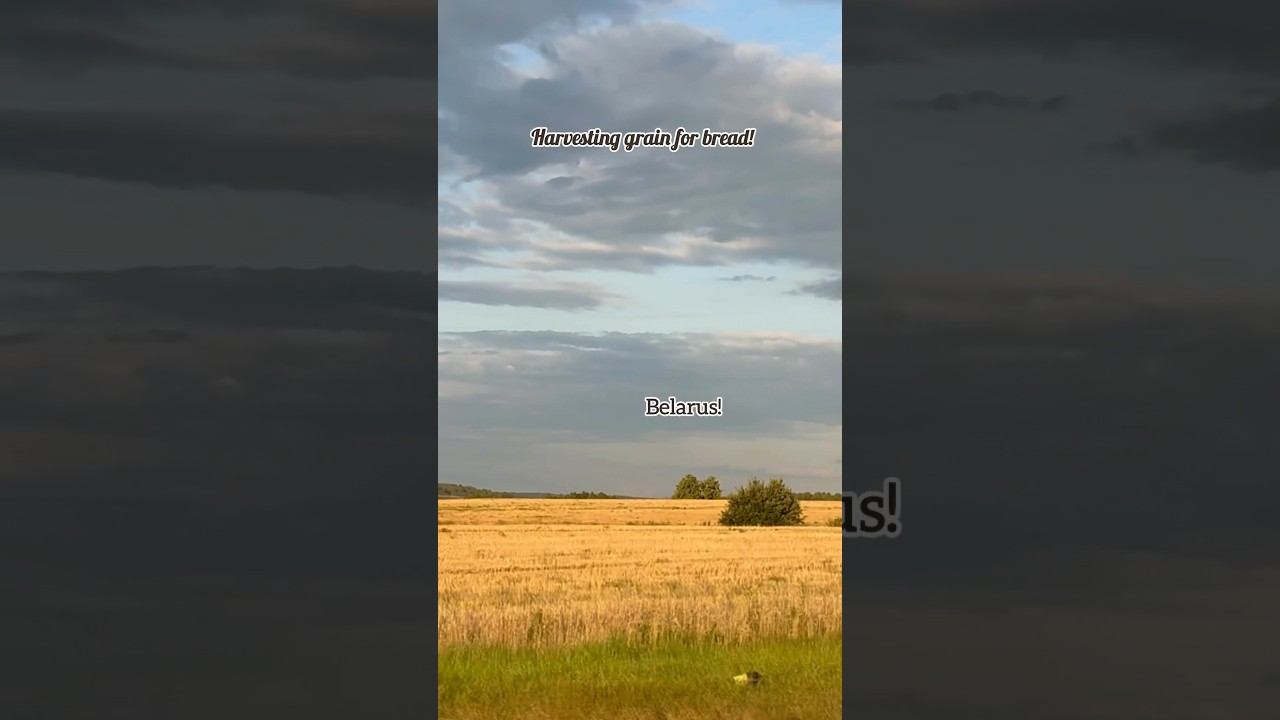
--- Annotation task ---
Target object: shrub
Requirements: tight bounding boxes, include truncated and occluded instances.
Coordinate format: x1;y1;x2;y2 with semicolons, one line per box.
719;478;804;526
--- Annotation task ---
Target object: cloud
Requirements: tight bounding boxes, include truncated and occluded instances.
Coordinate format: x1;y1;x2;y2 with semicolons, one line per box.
439;329;841;493
795;275;841;300
0;109;431;203
438;279;617;309
892;90;1070;112
5;267;434;332
0;0;435;80
438;18;841;271
847;1;1280;73
0;2;435;210
1103;96;1280;171
718;274;776;282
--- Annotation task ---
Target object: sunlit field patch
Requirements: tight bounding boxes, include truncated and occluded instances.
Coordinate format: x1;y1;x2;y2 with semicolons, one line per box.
438;498;841;719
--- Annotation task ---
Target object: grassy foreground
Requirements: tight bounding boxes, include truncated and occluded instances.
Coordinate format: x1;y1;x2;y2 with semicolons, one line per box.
438;634;841;720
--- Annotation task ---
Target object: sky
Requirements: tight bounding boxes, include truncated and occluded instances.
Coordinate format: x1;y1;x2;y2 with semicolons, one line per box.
437;0;843;494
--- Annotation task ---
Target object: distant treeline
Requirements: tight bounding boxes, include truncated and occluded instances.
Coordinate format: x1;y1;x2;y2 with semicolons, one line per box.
792;491;842;501
438;483;634;499
438;483;515;498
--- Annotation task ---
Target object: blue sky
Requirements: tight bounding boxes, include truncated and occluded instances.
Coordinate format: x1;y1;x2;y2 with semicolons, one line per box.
440;261;840;335
655;0;841;64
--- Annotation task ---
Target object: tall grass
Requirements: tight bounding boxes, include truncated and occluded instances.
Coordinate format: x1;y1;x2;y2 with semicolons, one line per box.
439;634;842;720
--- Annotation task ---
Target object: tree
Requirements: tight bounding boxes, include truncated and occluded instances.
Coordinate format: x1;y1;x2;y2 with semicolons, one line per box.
699;476;722;499
719;477;804;526
673;474;702;499
793;491;841;501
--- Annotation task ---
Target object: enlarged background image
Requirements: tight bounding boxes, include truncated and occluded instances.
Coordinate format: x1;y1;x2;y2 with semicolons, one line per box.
437;1;841;718
849;3;1280;718
0;2;432;718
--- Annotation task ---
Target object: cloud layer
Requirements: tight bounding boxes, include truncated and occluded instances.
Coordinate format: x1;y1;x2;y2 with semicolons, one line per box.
439;329;841;492
848;1;1280;73
438;8;841;272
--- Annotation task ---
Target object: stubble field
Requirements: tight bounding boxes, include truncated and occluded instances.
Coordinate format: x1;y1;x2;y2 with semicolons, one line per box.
437;498;842;720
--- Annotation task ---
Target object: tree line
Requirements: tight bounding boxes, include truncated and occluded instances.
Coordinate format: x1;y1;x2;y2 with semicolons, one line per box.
672;474;722;499
671;475;812;526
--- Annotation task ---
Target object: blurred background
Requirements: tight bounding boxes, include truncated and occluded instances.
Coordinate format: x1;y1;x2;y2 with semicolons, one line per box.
0;2;433;717
846;2;1280;717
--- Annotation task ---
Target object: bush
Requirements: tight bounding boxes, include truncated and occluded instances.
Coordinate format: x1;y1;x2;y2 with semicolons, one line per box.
718;478;804;526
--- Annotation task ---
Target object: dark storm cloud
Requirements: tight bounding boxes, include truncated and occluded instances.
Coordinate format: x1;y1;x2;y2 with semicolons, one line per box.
0;109;431;203
1105;96;1280;171
438;280;614;309
848;1;1280;73
892;90;1069;112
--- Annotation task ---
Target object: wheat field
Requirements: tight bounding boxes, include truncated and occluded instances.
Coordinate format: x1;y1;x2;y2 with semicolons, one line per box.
437;499;842;648
438;497;843;527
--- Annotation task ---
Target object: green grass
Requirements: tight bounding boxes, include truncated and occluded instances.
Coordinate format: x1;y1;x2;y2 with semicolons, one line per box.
438;634;841;720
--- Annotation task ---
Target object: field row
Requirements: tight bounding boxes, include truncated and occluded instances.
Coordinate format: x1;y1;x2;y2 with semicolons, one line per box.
438;498;843;526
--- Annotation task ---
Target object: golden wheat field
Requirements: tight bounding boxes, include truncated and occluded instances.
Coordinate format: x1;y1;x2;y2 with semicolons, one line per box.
438;497;843;527
437;499;842;649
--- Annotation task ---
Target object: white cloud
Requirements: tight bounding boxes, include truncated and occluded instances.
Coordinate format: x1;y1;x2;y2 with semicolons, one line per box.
438;12;841;272
438;329;841;493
